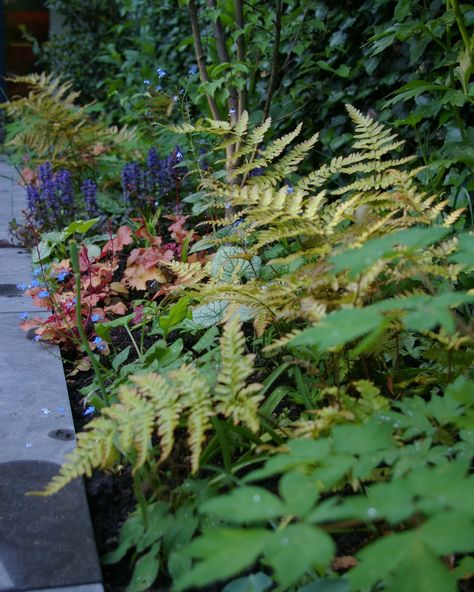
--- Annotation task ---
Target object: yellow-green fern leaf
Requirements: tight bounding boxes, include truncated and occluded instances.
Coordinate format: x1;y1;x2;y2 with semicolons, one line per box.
215;315;263;431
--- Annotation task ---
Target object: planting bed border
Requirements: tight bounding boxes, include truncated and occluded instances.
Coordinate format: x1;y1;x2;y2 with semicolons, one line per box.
0;161;103;592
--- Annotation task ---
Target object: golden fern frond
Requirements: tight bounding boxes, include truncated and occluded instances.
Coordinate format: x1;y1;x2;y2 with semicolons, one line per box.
234;110;249;137
166;260;210;286
263;328;306;353
131;372;183;464
215;315;263;431
37;418;118;495
244;118;272;152
259;122;303;161
172;367;213;472
104;386;155;470
443;208;465;226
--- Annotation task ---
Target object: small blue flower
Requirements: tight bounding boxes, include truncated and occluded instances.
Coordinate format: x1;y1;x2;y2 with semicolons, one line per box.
144;79;151;86
30;279;40;288
229;108;236;115
91;313;102;322
156;67;166;78
33;335;41;343
56;271;69;282
93;336;107;352
286;185;294;194
188;64;198;76
16;283;27;291
20;312;28;321
176;151;183;160
38;290;49;298
83;406;96;417
155;85;162;92
32;268;42;278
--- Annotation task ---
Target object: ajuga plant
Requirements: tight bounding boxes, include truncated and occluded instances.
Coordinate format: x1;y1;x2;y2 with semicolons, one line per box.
0;73;140;179
39;314;263;495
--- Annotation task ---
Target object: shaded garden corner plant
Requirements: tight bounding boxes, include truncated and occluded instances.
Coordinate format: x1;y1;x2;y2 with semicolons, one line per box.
29;107;474;591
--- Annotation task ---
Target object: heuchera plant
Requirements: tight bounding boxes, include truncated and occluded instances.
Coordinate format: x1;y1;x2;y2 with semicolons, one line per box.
20;216;203;355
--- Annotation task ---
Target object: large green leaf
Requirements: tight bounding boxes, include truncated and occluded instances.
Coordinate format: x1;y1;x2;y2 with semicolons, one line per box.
174;529;271;591
264;524;335;588
200;486;286;523
279;471;319;517
289;307;384;350
330;227;449;277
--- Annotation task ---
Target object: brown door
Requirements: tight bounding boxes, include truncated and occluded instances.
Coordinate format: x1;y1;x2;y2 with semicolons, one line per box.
4;0;49;97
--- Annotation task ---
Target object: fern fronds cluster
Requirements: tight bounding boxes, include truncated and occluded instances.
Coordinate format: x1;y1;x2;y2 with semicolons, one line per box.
176;106;467;331
41;317;262;495
1;73;139;172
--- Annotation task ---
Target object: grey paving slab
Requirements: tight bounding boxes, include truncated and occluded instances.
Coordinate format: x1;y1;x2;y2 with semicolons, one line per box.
0;314;103;591
0;250;38;313
30;586;103;592
0;164;25;242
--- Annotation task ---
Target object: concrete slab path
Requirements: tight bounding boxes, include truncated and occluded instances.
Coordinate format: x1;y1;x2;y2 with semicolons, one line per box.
0;162;103;592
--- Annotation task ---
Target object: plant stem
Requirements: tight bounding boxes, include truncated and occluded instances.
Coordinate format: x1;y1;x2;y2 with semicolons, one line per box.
69;240;108;402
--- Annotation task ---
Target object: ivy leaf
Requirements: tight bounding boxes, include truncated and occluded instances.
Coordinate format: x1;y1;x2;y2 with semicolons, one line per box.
174;529;271;591
200;486;286;523
264;524;335;588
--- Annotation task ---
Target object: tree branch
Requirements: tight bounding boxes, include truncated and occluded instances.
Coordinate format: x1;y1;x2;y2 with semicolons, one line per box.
207;0;239;118
189;0;221;121
235;0;247;117
263;0;282;121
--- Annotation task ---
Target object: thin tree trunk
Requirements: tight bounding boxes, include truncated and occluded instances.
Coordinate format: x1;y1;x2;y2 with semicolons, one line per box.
263;0;282;121
189;0;220;121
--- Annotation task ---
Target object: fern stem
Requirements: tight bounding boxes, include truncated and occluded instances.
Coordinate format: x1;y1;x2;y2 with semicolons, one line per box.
211;417;232;474
69;240;108;402
133;470;149;529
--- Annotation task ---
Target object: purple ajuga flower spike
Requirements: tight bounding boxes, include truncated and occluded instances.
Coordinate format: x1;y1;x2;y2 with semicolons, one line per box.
81;179;99;216
55;169;74;206
26;185;40;211
122;162;143;200
37;161;53;184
